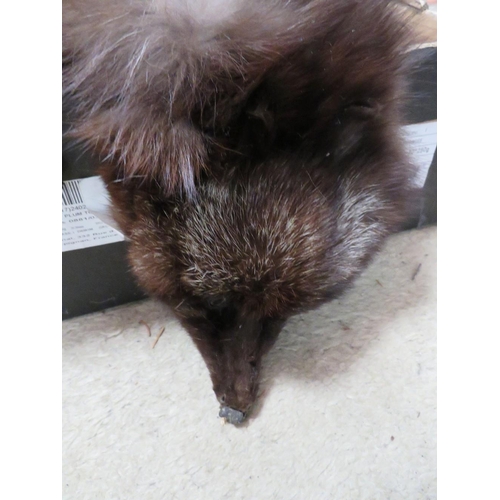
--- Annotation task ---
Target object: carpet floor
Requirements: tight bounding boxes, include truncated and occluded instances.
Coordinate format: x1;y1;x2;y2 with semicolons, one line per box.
63;225;436;500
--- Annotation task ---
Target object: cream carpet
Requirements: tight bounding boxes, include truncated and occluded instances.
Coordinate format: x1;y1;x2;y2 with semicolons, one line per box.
63;226;436;499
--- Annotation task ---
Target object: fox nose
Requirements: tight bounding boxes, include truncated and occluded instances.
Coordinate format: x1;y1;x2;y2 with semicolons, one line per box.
219;406;247;425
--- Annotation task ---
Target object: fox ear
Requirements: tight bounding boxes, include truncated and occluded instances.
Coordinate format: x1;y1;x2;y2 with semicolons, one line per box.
66;110;207;197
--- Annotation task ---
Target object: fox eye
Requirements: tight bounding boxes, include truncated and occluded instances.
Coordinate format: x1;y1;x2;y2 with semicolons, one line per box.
206;296;228;310
341;99;378;118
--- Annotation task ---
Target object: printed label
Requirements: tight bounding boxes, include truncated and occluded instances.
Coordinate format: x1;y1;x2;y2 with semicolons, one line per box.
402;120;437;188
62;179;125;252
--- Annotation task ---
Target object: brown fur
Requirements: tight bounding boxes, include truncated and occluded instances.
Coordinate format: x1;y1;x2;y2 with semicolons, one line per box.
64;0;419;418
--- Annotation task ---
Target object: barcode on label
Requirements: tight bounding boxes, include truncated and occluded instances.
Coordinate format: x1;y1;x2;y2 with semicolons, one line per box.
62;180;84;205
62;177;125;251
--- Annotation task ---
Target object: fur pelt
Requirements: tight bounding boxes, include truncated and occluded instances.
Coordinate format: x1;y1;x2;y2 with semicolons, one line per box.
63;0;418;421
